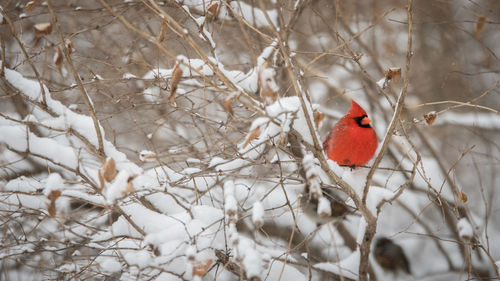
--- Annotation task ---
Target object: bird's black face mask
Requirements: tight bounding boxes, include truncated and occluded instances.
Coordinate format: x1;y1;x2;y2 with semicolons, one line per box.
354;115;372;128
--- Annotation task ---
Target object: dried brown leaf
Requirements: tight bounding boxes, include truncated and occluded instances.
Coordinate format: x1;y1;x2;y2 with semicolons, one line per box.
47;189;61;202
121;175;137;196
169;64;183;106
55;47;63;73
65;38;75;54
474;15;487;39
46;189;61;217
384;67;402;83
261;85;277;105
26;0;37;12
46;201;57;217
207;2;219;16
122;182;135;196
314;111;324;128
459;191;468;203
193;259;213;277
424;111;437;125
242;127;261;148
223;96;235;115
157;19;168;43
34;22;52;37
103;158;117;182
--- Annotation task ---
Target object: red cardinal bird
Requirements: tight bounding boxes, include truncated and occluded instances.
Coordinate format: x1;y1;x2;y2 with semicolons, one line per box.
323;100;378;167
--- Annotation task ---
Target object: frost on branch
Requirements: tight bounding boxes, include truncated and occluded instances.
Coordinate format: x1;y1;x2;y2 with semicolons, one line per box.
252;201;264;228
303;153;322;199
224;180;238;222
457;217;473;241
317;196;332;218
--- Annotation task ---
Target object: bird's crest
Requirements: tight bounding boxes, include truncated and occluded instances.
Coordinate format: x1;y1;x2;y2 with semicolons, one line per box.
348;100;368;118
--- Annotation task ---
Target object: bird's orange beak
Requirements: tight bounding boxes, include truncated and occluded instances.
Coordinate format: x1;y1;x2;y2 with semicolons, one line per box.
361;117;371;126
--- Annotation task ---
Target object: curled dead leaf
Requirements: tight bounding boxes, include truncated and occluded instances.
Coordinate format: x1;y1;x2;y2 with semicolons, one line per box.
384;67;402;83
207;3;219;16
260;84;278;105
313;111;324;128
223;96;235;115
458;191;468;203
25;0;37;12
157;19;168;43
55;47;63;73
169;63;183;106
47;189;61;202
193;259;213;277
424;111;437;125
65;38;75;54
242;127;261;148
103;158;117;182
46;201;57;217
34;22;52;37
46;189;61;217
474;15;487;39
121;175;136;196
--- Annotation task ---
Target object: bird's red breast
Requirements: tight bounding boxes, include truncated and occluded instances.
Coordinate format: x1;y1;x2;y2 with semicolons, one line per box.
323;100;378;167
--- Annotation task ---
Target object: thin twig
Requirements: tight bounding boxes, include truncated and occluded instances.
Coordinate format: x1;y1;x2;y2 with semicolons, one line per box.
362;0;413;204
46;0;105;158
0;9;47;106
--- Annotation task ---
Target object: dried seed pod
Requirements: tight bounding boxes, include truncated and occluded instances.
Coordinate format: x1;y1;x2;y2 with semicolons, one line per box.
103;158;117;182
424;111;437;125
384;67;402;83
169;63;183;106
242;127;261;148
